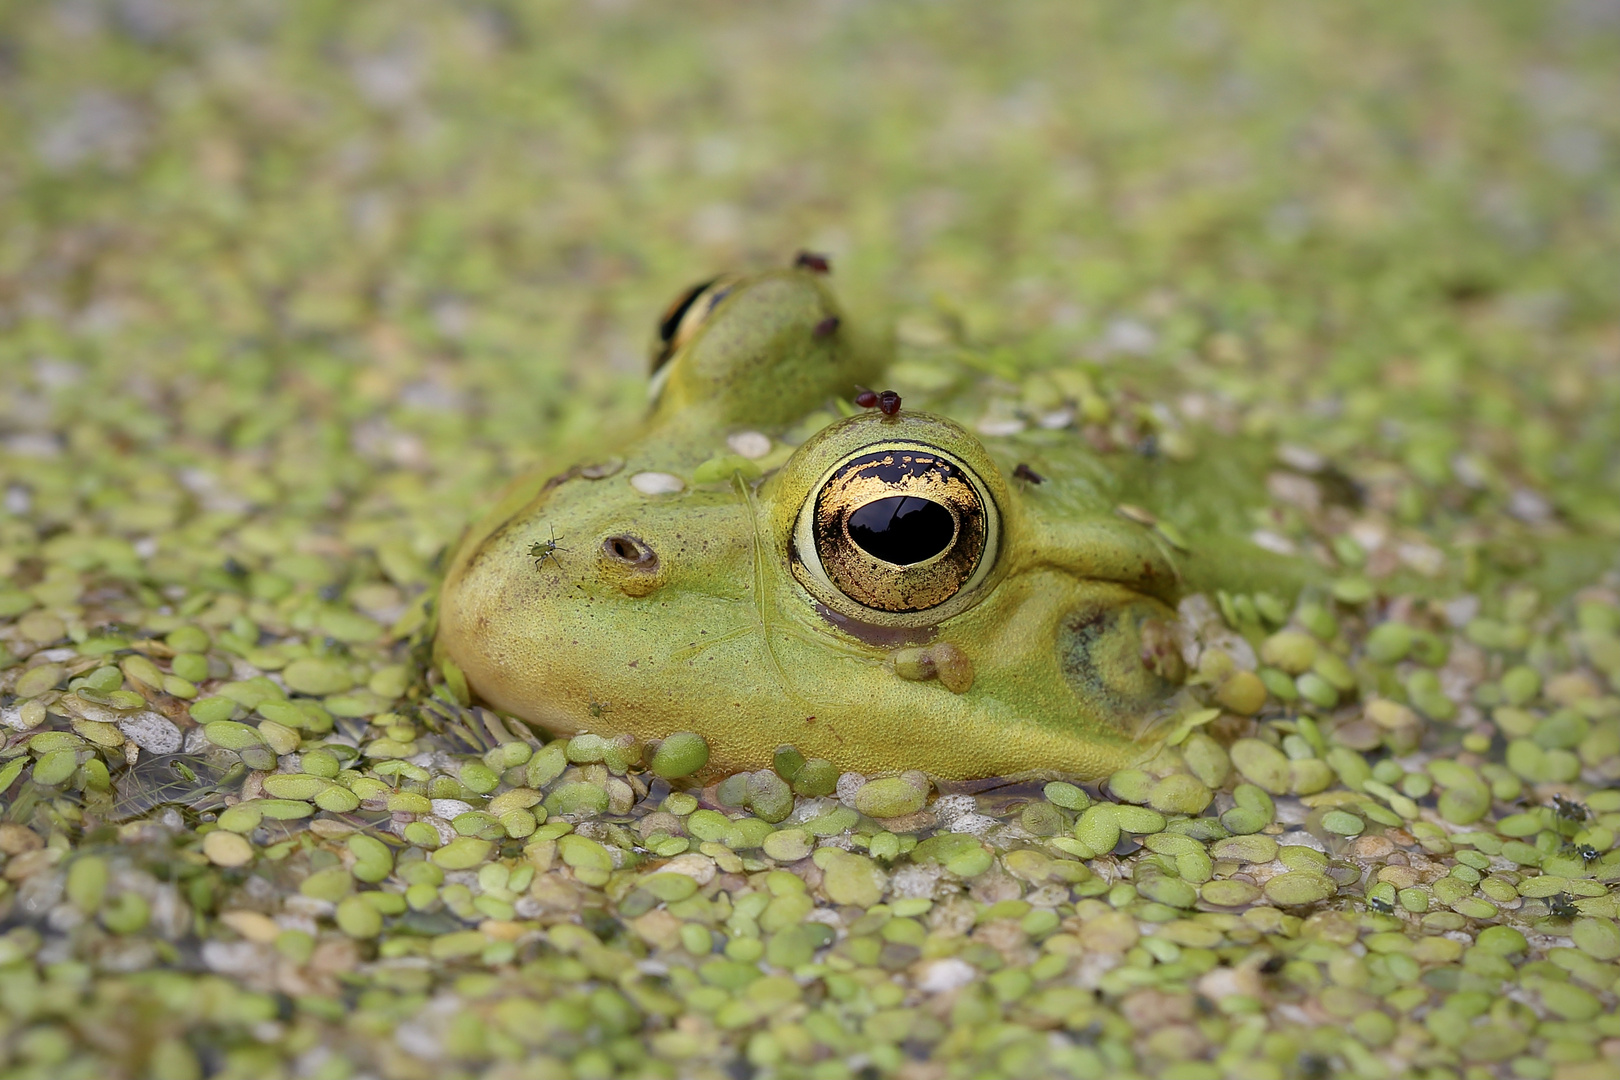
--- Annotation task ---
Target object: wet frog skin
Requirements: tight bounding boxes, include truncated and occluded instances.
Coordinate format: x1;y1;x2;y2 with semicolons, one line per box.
436;260;1304;779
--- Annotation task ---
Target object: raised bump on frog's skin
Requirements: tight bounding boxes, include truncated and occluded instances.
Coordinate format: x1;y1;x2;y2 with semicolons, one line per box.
629;471;684;495
1116;503;1157;526
727;431;771;459
580;459;624;480
890;641;974;694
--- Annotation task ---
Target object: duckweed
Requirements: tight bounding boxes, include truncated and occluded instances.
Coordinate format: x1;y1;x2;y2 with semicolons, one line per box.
650;732;710;779
0;6;1616;1079
1229;738;1291;794
1147;773;1212;815
1263;871;1337;906
852;776;926;819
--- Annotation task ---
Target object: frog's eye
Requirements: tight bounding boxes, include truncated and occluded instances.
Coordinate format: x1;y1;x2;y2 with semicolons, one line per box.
793;443;1000;618
651;276;738;372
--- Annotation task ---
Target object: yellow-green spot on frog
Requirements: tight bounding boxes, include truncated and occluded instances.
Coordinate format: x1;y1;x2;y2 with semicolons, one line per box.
437;259;1306;779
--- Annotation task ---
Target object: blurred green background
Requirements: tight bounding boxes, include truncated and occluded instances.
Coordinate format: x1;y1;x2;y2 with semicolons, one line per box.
2;0;1616;586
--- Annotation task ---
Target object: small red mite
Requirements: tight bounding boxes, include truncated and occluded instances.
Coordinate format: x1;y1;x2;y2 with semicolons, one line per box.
877;390;902;416
854;388;879;408
813;315;840;338
794;251;831;273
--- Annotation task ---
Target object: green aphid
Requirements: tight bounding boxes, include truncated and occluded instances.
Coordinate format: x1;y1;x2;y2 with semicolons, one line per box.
528;525;568;573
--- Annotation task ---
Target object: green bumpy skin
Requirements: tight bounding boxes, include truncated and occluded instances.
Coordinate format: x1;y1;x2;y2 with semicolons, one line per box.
436;265;1307;779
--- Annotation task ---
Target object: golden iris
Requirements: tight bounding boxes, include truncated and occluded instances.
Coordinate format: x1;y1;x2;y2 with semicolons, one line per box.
802;445;995;614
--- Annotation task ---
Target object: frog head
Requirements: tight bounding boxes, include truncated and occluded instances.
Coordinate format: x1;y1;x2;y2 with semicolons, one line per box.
436;262;1210;779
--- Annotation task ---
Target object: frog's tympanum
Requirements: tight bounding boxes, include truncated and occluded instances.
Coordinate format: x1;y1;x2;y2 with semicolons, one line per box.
437;259;1300;779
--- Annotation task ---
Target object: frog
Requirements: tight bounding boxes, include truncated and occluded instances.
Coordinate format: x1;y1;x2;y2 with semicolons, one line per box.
435;256;1313;779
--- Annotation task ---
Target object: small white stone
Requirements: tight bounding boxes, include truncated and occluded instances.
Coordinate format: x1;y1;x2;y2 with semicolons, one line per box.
0;705;41;732
392;1024;444;1062
201;939;270;976
422;815;458;846
977;419;1026;436
630;471;685;495
1398;542;1446;577
947;813;999;837
1249;530;1298;556
118;711;182;755
1349;519;1388;551
930;794;978;822
430;798;474;821
283;893;336;920
1197;963;1261;1001
726;431;771;459
917;958;977;994
889;862;944;900
1508;487;1553;524
1276;444;1325;473
1100;317;1156;356
1444;595;1481;627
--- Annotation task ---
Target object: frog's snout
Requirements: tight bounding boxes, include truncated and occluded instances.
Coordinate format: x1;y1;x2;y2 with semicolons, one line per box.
597;533;663;597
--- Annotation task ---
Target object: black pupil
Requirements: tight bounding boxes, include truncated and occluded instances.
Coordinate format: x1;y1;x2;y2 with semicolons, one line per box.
847;497;955;565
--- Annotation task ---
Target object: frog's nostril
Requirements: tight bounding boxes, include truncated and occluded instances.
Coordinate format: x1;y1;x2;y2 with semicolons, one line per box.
603;535;657;568
600;535;662;597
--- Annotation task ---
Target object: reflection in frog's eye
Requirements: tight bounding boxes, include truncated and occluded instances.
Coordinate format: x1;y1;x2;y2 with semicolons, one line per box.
796;444;999;615
651;276;738;372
